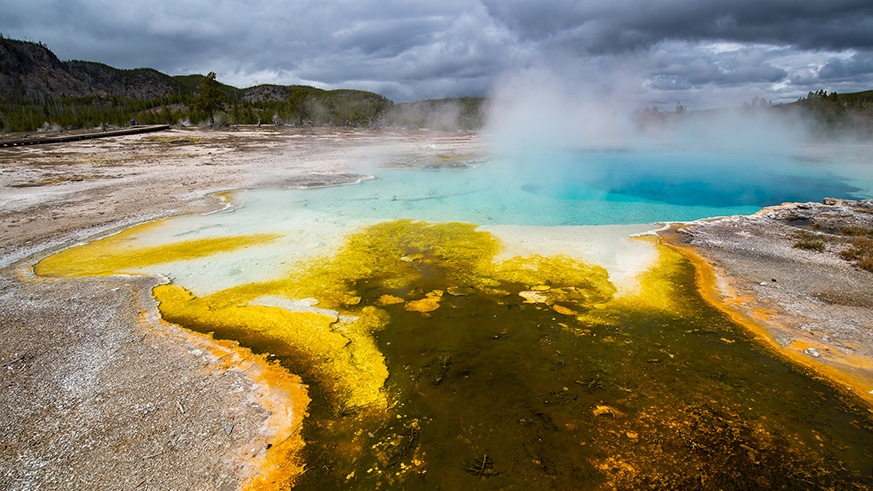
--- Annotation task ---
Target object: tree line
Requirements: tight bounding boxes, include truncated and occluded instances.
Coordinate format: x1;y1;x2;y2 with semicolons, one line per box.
0;79;397;132
778;89;873;136
0;37;486;133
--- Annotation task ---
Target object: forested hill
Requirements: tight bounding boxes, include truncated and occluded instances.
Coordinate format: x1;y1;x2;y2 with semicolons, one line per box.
0;37;487;132
776;89;873;136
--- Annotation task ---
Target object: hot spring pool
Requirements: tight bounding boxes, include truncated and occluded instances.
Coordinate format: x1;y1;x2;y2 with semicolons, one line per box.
36;147;873;489
234;147;867;226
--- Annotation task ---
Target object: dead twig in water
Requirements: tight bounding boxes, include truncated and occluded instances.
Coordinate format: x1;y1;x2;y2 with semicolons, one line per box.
465;453;498;477
300;444;334;475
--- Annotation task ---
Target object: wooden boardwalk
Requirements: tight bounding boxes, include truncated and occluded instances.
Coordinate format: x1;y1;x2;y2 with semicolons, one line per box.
0;125;171;148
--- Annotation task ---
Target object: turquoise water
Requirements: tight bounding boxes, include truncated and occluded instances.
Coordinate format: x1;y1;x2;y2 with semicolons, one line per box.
245;148;866;226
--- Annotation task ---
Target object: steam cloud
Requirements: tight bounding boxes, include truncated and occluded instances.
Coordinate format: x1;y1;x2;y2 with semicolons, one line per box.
484;66;814;156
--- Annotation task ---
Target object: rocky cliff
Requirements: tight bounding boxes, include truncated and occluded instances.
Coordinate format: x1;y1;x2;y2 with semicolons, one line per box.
0;38;183;99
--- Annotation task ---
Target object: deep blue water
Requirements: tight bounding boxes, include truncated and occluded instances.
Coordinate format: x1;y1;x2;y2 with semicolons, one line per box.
520;149;860;208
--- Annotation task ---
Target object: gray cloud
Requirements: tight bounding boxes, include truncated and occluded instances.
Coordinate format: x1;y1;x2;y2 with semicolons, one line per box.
819;52;873;80
481;0;873;52
646;43;789;94
0;0;871;106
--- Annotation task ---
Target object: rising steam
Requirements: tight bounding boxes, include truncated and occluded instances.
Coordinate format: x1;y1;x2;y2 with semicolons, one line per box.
483;67;814;156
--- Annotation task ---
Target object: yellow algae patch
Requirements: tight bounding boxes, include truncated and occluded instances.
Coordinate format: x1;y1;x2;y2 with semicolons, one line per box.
568;237;694;330
376;295;405;306
621;237;689;312
35;222;280;278
286;219;502;302
488;255;614;300
551;304;577;316
150;219;618;413
405;290;444;313
269;220;615;317
154;284;389;410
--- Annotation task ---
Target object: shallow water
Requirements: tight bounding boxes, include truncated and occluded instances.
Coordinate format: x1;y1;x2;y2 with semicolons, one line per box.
35;147;873;489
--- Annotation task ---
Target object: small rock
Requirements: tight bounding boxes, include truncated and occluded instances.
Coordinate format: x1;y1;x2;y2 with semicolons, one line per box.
593;404;624;418
804;347;821;358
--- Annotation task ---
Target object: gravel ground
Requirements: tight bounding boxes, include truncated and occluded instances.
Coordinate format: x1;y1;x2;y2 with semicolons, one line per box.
666;199;873;402
0;126;484;490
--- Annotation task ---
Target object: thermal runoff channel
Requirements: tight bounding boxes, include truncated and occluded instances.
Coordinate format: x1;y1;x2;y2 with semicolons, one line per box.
35;148;873;489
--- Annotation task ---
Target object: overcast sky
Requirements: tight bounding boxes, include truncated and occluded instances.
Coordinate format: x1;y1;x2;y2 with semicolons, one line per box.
2;0;872;108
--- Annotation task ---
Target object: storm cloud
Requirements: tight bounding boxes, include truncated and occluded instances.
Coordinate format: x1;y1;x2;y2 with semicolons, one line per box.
1;0;872;107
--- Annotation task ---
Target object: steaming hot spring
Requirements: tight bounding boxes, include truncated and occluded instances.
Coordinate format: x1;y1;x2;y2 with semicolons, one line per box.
35;144;873;489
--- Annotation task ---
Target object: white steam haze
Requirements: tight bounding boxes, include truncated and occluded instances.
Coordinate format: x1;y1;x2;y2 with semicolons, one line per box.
485;67;643;151
482;65;873;208
484;66;813;156
383;99;469;131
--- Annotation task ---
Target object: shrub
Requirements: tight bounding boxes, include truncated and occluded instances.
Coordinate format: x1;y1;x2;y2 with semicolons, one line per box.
838;226;872;237
858;256;873;273
794;239;825;252
839;238;873;271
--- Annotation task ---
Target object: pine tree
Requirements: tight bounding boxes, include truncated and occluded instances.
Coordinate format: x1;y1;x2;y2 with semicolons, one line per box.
193;72;224;126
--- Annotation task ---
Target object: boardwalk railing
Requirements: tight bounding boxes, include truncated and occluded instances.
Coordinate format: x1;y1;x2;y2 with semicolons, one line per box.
1;125;171;148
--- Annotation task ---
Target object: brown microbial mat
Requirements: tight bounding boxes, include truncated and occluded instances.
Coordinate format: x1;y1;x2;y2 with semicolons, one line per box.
37;219;873;490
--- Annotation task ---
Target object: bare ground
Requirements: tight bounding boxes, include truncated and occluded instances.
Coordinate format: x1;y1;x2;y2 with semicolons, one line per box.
0;126;484;490
663;199;873;404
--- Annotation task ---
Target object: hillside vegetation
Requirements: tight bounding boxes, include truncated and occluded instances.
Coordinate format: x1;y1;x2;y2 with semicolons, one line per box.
636;91;873;140
0;37;484;132
777;89;873;137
